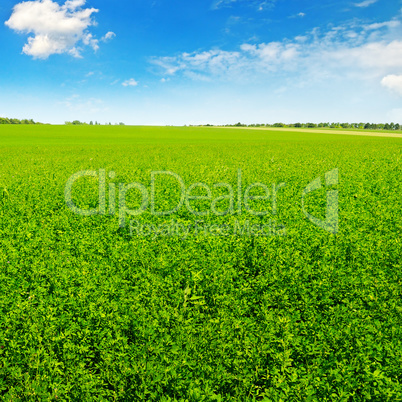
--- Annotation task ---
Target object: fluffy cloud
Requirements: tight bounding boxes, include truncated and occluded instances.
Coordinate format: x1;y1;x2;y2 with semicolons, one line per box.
329;40;402;71
152;42;300;80
152;17;402;83
5;0;111;59
102;31;116;42
122;79;138;87
381;75;402;95
241;42;299;64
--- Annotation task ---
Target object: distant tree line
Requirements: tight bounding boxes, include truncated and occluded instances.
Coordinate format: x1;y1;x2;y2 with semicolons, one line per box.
0;117;42;125
201;122;402;130
65;120;125;126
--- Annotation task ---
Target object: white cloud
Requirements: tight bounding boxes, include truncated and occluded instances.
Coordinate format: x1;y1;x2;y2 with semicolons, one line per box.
102;31;116;42
5;0;110;59
289;12;306;19
152;50;244;79
82;33;99;52
329;41;402;72
381;75;402;95
241;42;299;61
354;0;378;7
212;0;275;10
122;78;138;87
151;17;402;83
364;20;400;30
152;42;301;80
64;0;86;9
212;0;236;9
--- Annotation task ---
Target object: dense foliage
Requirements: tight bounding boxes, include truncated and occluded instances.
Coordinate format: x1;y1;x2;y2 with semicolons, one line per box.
0;126;401;400
0;117;41;125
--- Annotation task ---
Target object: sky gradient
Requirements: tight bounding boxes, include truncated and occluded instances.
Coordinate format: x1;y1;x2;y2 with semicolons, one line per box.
1;0;402;125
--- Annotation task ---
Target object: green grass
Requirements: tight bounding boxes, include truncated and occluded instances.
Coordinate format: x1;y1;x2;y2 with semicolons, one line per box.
0;126;401;401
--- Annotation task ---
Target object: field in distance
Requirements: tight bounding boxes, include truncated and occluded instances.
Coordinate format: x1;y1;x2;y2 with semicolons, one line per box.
214;125;402;138
0;125;401;400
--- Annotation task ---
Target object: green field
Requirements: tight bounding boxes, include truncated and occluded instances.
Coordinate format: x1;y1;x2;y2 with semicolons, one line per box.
0;125;401;400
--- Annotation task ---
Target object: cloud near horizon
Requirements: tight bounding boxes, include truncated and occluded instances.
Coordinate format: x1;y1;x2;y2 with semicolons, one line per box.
5;0;114;59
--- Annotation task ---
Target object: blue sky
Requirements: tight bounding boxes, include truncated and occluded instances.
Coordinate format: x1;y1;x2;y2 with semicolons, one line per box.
1;0;402;125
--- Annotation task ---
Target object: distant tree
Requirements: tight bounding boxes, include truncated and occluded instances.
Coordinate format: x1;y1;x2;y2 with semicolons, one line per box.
66;120;87;125
90;121;93;125
294;122;302;127
306;123;317;128
0;116;41;124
